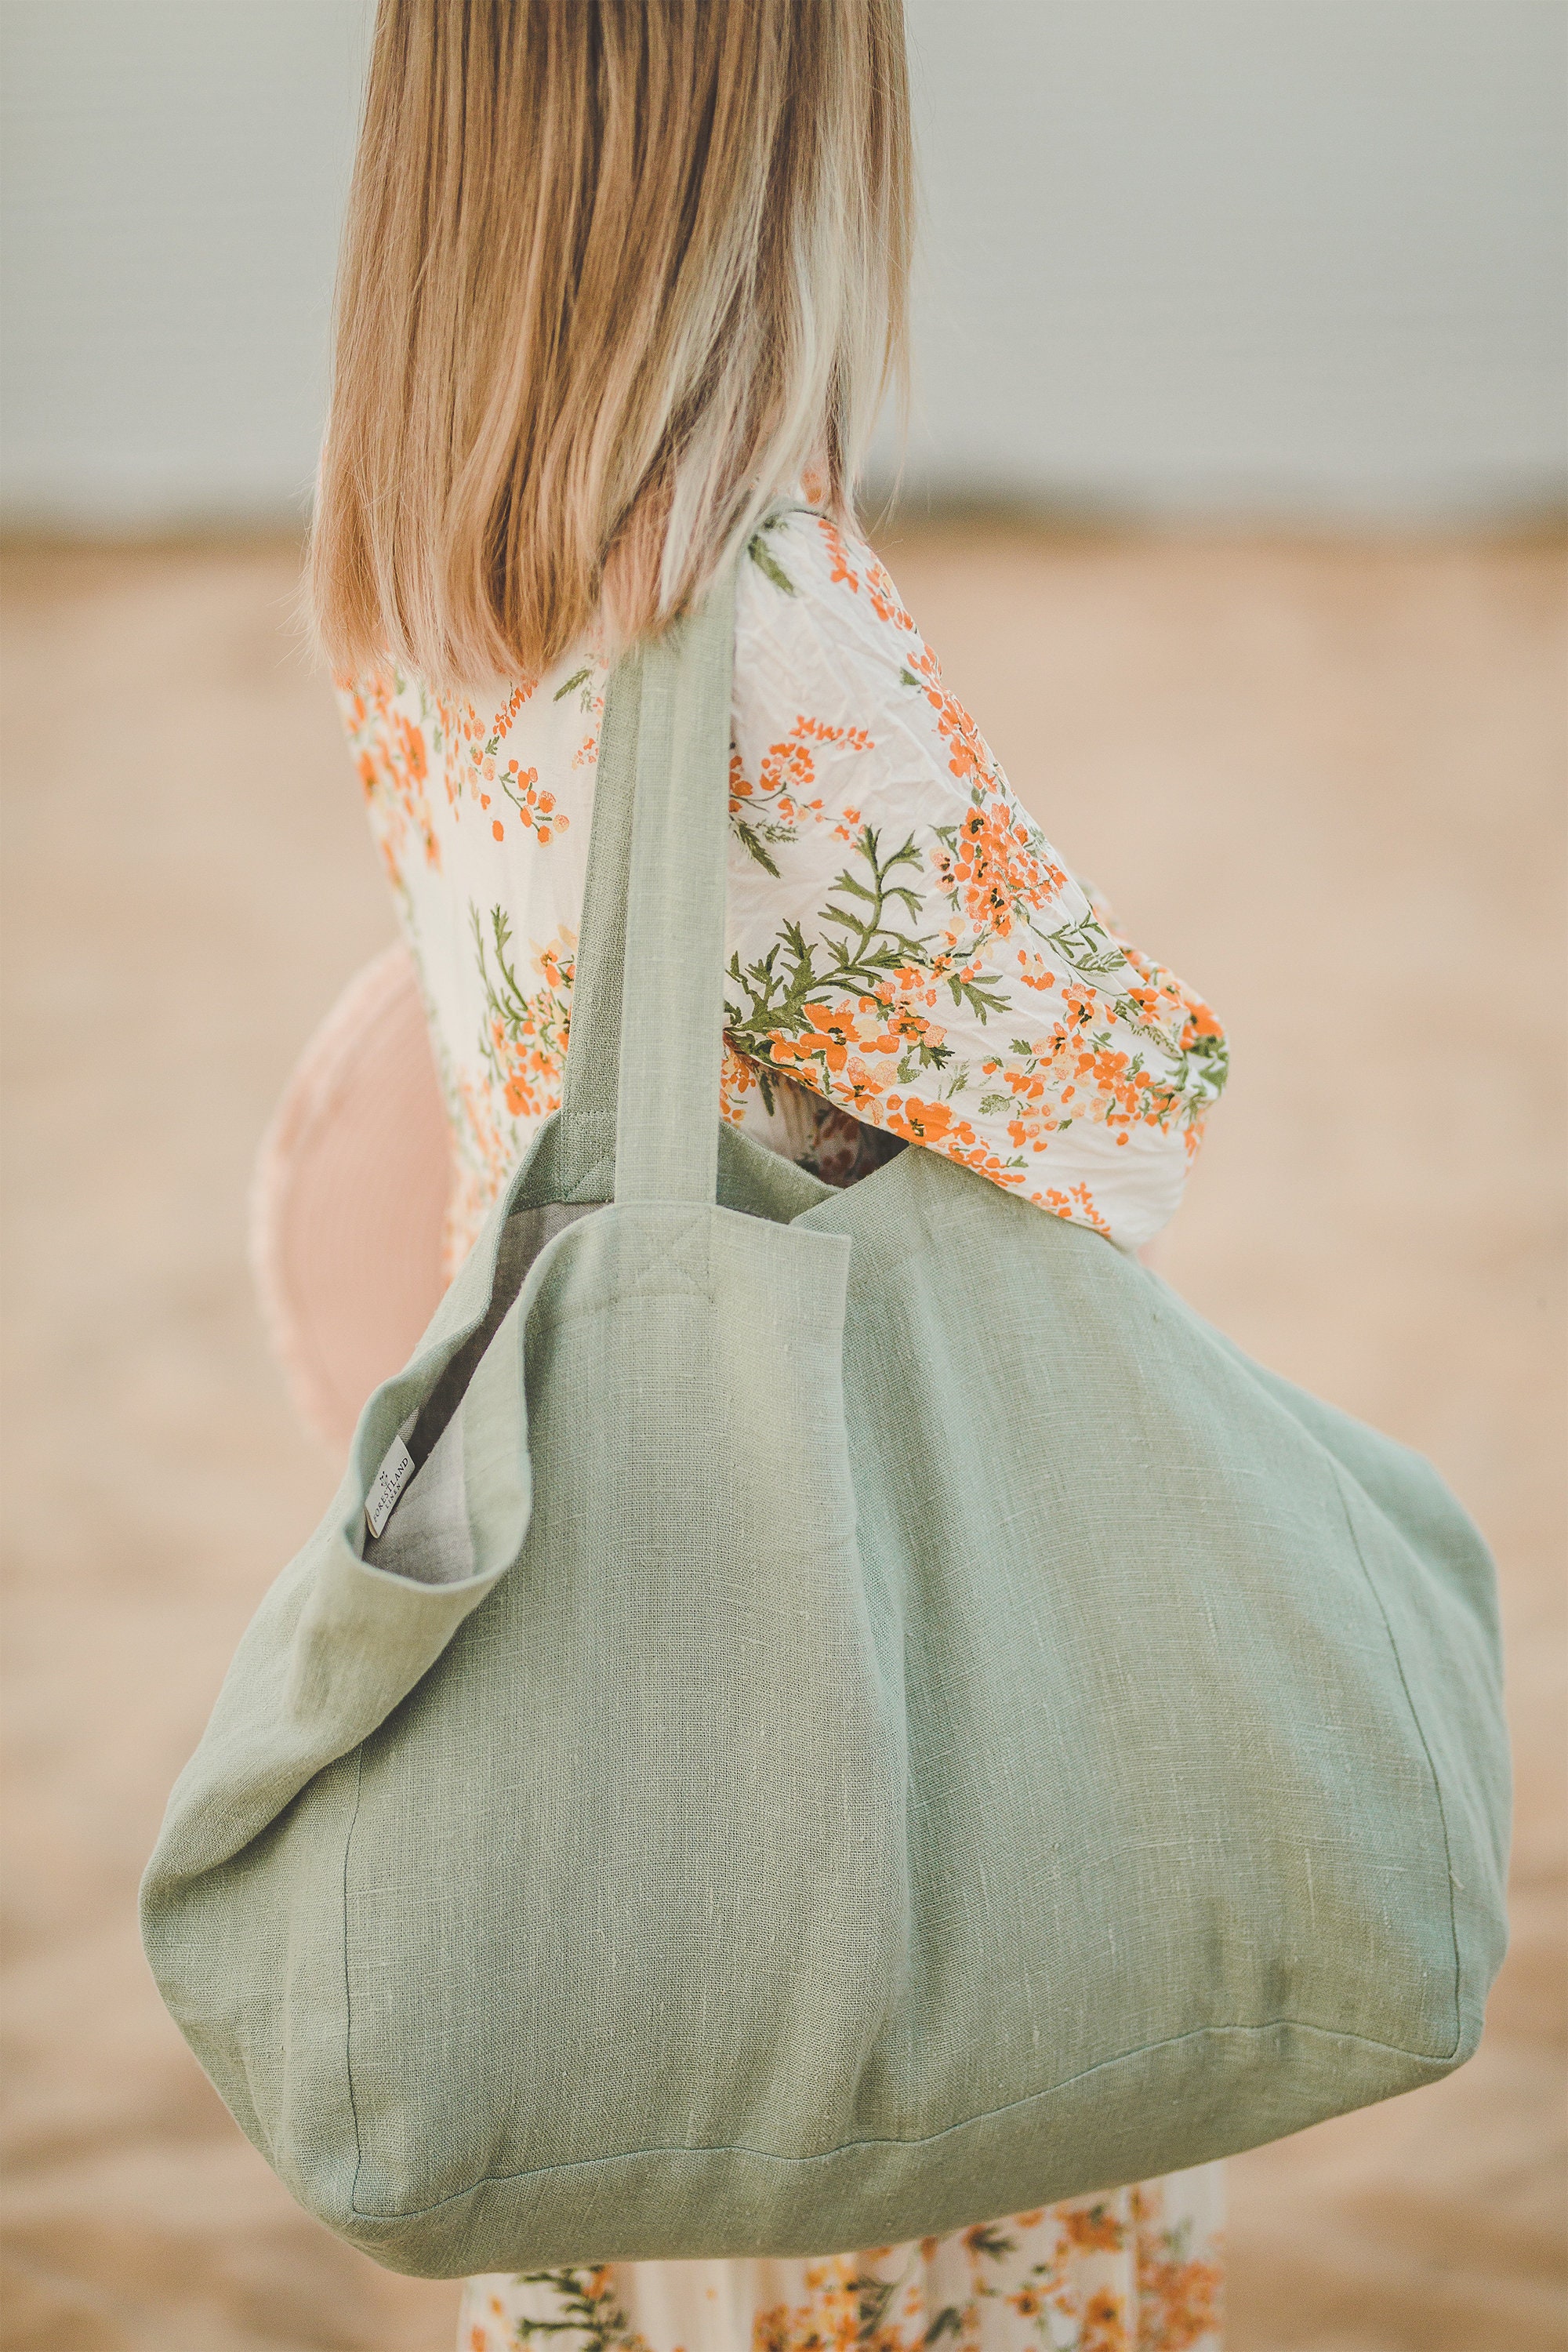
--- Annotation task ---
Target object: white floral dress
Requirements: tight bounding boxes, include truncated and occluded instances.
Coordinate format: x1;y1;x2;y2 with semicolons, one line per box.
336;509;1229;2352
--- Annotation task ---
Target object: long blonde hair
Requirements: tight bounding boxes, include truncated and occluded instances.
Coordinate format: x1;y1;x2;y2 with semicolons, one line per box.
310;0;912;687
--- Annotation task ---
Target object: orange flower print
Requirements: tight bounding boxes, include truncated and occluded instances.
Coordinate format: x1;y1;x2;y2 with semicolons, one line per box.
768;1000;862;1074
886;1000;945;1051
730;715;873;873
1082;2288;1131;2352
1014;949;1058;992
343;670;441;874
797;714;874;753
499;760;569;844
1041;1181;1110;1235
1062;2202;1127;2255
840;1058;885;1110
814;523;916;631
536;939;569;993
818;516;860;590
472;909;575;1123
394;710;427;786
925;683;991;785
884;1093;971;1145
720;1038;761;1123
761;736;820;816
864;556;914;630
950;1138;1027;1188
433;680;539;815
938;796;1063;938
492;681;532;737
1130;2188;1225;2352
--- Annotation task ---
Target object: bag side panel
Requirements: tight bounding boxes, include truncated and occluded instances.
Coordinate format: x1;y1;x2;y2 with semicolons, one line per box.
336;1203;909;2232
806;1146;1490;2119
141;1747;365;2232
1200;1326;1511;2030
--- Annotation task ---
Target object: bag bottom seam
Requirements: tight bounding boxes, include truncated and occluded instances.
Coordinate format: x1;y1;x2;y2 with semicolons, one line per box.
344;2008;1468;2225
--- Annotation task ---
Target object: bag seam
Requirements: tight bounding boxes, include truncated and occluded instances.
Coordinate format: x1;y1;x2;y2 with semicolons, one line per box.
344;1746;368;2220
1328;1461;1467;2063
344;2010;1464;2223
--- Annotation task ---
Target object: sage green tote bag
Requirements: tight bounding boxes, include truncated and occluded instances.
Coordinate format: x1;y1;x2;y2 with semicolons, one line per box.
141;553;1510;2277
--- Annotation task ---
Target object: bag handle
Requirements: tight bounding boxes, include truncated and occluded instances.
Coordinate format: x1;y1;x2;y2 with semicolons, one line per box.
554;644;642;1193
556;555;739;1206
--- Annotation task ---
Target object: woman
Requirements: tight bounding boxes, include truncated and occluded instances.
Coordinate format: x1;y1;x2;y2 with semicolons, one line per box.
311;5;1229;2347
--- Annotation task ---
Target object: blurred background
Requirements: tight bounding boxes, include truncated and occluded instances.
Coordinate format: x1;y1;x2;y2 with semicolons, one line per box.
4;0;1566;529
2;3;1564;2349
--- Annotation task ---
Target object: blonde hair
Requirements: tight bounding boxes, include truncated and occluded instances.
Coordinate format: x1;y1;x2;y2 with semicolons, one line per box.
310;0;912;687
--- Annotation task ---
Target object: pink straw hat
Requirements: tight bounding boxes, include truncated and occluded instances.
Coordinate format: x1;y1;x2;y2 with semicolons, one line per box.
250;945;452;1457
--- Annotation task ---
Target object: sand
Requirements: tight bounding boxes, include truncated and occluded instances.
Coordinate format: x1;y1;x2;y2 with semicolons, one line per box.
2;525;1563;2351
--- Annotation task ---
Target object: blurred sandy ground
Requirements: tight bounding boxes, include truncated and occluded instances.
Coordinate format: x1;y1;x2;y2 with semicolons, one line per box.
1;524;1563;2352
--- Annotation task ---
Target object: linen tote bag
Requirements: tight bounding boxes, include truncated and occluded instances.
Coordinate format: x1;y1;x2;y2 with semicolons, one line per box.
141;553;1510;2278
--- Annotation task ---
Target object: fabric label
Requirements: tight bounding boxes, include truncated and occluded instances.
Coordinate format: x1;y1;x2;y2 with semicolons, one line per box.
365;1436;416;1539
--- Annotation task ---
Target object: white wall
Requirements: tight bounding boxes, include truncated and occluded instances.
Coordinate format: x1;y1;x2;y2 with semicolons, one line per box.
2;0;1563;531
893;0;1568;520
0;0;368;529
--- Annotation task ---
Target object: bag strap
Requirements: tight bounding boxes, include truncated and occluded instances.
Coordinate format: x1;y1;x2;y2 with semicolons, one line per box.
554;643;643;1194
556;555;739;1207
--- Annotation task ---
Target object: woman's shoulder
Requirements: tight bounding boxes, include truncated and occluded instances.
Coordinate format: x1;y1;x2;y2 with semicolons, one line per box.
731;506;996;821
734;504;922;679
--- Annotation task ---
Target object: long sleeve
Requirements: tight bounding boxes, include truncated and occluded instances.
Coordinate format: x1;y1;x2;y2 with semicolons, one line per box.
721;509;1228;1254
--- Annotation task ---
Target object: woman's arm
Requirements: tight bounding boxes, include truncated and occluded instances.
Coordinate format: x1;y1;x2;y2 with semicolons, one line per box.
720;509;1228;1254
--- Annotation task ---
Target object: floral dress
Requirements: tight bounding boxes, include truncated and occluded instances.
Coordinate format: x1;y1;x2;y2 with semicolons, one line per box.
336;508;1229;2352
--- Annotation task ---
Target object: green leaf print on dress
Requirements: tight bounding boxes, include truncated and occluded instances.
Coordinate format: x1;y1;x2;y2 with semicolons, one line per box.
473;903;575;1123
